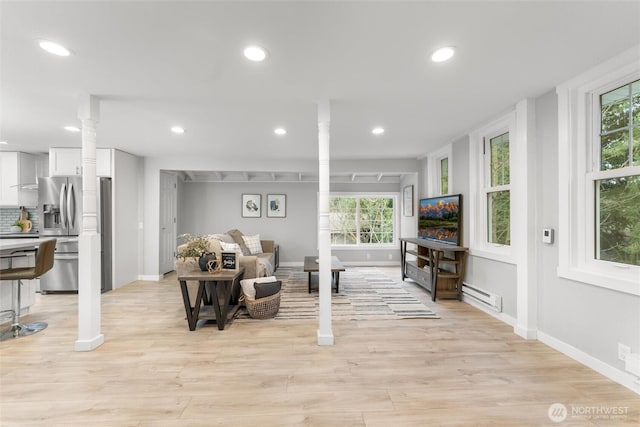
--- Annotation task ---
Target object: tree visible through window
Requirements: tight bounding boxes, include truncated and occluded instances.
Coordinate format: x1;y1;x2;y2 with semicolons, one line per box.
440;157;449;195
486;132;510;245
596;80;640;266
330;196;395;246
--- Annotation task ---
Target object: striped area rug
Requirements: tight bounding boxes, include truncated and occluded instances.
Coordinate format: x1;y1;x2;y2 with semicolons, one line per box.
235;267;439;321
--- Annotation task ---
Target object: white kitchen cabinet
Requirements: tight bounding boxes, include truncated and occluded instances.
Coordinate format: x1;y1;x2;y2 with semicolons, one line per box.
0;152;38;207
49;148;111;177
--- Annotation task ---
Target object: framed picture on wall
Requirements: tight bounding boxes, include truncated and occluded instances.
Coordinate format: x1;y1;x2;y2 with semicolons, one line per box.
242;194;261;217
267;194;286;218
403;185;414;217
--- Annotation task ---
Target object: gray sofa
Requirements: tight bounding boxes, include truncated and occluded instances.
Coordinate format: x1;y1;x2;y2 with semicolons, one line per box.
175;229;276;280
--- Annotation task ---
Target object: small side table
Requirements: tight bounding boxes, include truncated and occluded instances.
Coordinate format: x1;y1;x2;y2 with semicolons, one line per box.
177;267;245;331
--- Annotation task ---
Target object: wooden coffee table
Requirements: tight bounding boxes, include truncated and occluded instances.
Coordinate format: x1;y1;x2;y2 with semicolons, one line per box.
303;256;345;293
177;268;244;331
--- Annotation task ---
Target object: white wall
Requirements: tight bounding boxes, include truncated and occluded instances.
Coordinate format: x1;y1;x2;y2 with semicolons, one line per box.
112;149;140;288
178;181;318;265
435;86;639;392
177;179;412;265
141;155;419;273
535;89;640;386
399;173;418;239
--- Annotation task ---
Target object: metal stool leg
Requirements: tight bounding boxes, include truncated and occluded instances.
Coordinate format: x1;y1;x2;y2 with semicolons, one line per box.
0;279;47;341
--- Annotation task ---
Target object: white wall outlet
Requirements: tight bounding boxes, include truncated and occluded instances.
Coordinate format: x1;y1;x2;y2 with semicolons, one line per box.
618;343;631;361
625;353;640;377
542;228;554;244
388;253;393;260
366;253;371;260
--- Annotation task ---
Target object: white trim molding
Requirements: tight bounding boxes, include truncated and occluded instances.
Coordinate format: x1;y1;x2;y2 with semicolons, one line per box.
427;144;453;196
556;45;640;296
469;110;516;262
538;331;640;395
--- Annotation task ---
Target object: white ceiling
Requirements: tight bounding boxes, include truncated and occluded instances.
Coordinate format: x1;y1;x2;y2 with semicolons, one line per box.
1;1;640;169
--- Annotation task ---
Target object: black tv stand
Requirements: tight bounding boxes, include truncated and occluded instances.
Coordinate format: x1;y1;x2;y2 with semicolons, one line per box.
399;238;468;301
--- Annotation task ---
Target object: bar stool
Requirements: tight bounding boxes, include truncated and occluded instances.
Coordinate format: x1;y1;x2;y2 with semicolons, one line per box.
0;239;56;341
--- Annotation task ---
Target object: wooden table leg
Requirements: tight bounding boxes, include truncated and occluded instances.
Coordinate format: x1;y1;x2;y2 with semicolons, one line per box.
308;272;312;293
217;281;235;331
208;281;223;330
180;280;205;331
334;272;340;293
432;250;440;302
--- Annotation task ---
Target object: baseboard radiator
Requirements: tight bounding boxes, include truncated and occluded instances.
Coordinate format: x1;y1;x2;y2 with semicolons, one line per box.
462;283;502;312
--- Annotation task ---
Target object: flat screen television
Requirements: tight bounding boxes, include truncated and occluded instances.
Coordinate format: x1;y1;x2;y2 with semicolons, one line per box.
418;194;462;246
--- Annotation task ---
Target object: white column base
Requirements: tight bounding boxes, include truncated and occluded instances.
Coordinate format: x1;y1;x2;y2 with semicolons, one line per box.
76;233;103;351
317;329;334;346
514;324;538;340
74;334;105;352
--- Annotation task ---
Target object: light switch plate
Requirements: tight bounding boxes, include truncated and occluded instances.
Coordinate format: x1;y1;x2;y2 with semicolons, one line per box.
542;228;554;244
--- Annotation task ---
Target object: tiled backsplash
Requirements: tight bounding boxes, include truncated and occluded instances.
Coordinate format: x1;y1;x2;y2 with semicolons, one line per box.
0;208;39;232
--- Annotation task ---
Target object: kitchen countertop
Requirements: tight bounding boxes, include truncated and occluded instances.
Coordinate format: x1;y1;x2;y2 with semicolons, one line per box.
0;232;40;239
0;237;54;253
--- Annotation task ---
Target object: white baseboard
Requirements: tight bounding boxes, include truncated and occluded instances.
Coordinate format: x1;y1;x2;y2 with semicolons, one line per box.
514;324;538;340
538;331;640;395
137;274;162;281
462;294;517;327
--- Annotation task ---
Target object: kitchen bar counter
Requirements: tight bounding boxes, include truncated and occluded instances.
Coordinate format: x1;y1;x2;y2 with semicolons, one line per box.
0;238;48;252
0;232;40;239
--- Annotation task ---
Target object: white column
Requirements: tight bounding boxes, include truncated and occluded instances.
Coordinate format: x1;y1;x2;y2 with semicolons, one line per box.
514;98;538;340
75;94;104;351
317;100;334;345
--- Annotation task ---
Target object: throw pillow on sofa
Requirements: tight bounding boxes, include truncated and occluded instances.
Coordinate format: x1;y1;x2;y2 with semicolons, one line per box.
254;280;281;299
220;241;241;252
242;234;263;255
240;276;277;300
227;229;251;256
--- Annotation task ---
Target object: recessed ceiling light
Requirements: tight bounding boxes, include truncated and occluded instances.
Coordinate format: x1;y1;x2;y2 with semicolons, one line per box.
0;141;8;145
274;127;286;135
372;127;385;135
431;46;455;63
39;40;71;57
171;126;185;134
243;45;268;62
64;126;80;132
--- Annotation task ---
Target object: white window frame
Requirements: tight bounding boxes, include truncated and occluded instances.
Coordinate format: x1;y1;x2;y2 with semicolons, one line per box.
427;144;452;196
469;111;517;263
328;192;399;250
557;46;640;296
484;131;511;246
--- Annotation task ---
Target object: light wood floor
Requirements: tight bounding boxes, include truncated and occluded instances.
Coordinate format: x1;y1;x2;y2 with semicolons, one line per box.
1;267;638;426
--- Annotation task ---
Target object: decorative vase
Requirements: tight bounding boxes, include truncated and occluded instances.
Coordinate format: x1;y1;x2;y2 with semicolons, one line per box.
198;253;218;272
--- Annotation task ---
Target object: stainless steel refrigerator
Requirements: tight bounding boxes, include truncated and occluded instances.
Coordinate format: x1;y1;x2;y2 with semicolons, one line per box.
38;176;112;293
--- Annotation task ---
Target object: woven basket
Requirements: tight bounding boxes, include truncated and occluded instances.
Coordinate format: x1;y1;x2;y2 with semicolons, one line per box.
242;291;281;319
